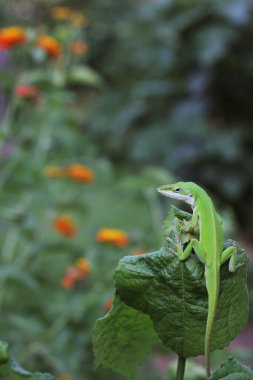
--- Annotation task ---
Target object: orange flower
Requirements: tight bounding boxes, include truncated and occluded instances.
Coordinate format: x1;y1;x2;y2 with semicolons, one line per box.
0;26;27;49
50;6;73;20
66;267;82;279
45;164;95;182
66;164;95;183
50;6;88;27
14;84;40;103
36;36;61;59
96;228;129;247
103;299;113;312
71;40;88;56
58;374;71;380
61;275;75;289
53;216;77;237
75;258;91;276
61;259;90;289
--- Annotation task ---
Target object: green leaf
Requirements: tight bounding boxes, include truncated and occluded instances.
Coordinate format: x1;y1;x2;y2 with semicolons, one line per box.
210;357;253;379
114;242;249;358
0;341;56;380
93;295;158;378
67;65;102;87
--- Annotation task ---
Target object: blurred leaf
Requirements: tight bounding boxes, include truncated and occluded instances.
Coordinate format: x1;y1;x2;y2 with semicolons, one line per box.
118;167;175;194
19;70;56;88
210;356;253;379
67;65;102;87
86;0;253;226
93;295;158;378
193;27;236;66
0;266;39;291
0;340;56;380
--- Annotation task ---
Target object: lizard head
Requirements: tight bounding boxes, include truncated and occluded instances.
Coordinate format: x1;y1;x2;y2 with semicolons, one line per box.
157;182;194;205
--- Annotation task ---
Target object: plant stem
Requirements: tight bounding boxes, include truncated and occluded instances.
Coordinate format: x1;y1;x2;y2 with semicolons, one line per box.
176;356;186;380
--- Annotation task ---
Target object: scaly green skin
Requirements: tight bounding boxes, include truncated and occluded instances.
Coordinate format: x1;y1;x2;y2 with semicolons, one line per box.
157;182;237;379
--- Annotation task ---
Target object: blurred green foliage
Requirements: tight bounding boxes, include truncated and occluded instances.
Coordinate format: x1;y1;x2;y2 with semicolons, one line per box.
85;0;253;227
0;3;172;379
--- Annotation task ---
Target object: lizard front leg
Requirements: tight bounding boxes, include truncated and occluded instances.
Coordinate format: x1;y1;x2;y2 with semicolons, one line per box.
221;245;241;272
176;238;206;264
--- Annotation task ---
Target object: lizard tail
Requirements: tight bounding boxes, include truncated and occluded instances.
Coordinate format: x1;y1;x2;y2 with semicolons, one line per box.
205;268;219;379
205;314;214;378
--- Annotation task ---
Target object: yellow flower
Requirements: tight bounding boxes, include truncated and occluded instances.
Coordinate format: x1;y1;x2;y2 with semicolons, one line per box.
50;6;88;27
96;228;130;247
75;258;91;275
50;6;73;21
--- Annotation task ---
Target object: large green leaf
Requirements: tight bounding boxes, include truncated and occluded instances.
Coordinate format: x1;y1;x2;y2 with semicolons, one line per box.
114;241;249;358
0;341;56;380
93;295;158;378
210;357;253;379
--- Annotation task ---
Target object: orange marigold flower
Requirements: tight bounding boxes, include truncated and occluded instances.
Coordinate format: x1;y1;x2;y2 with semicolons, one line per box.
44;166;66;178
50;6;73;21
53;216;77;237
103;299;113;312
0;26;27;49
36;35;61;59
61;262;90;288
75;258;91;276
71;40;88;56
14;84;40;103
96;228;130;247
66;164;95;183
61;275;75;289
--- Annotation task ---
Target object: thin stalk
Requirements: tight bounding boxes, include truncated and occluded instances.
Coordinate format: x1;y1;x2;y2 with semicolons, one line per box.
176;356;186;380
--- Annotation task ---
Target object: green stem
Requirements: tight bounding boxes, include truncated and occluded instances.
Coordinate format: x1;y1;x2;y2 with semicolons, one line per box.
176;356;186;380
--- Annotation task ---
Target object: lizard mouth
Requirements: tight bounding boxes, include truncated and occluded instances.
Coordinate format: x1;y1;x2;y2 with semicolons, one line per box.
157;189;194;205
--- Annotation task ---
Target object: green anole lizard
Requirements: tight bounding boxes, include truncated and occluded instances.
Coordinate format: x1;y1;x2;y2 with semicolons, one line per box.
157;181;238;379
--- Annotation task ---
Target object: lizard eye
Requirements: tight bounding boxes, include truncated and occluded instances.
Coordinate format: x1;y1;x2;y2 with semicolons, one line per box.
174;188;180;193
